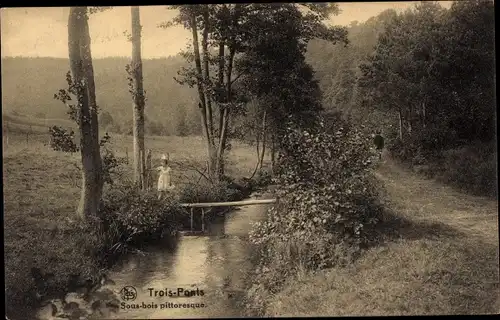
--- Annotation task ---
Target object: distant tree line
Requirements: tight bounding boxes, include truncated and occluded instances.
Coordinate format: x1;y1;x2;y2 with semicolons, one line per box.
305;0;495;196
307;1;494;160
98;105;202;136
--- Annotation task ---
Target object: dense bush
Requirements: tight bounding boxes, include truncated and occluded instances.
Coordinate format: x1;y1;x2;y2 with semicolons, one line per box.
80;184;186;266
48;125;78;153
431;144;497;197
247;115;385;311
178;180;246;204
253;169;274;188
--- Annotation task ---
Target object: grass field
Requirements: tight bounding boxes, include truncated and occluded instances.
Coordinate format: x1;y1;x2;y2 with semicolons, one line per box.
263;156;499;316
3;114;265;318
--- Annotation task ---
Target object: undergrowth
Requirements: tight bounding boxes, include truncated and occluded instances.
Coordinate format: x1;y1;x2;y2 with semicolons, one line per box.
245;114;386;315
388;134;497;198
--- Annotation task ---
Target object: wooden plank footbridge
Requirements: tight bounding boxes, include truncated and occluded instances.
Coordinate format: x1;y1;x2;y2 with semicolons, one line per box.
179;198;277;235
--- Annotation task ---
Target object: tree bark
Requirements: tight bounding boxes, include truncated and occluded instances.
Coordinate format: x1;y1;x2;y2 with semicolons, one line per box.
81;8;103;206
68;7;102;219
131;6;146;190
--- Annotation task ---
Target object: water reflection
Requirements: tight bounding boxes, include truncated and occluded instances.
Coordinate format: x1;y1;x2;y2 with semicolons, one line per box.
104;196;269;319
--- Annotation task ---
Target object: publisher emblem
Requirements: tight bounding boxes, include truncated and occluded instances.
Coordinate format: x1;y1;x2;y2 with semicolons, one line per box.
120;286;138;301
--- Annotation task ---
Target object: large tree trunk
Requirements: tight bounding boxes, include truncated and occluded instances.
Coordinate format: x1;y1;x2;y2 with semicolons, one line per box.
131;6;146;190
190;11;216;180
81;8;103;205
68;7;102;219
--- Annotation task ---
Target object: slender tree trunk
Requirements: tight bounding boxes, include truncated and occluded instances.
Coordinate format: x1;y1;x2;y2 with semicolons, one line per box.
259;110;267;170
216;49;235;179
68;7;101;219
249;123;261;180
146;149;152;189
190;11;215;180
271;131;276;174
202;7;214;140
421;100;426;128
131;7;146;190
398;107;403;140
217;40;225;139
407;104;413;135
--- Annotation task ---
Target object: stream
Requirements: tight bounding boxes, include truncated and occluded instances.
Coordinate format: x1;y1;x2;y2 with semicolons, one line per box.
36;191;271;320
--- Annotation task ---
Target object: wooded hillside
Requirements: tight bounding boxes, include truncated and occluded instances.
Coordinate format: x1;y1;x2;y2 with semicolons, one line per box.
2;56;200;135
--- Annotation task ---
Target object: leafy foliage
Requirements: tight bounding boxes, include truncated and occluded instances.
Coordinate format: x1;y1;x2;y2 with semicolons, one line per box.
177;180;245;204
53;71;83;124
91;184;185;262
99;133;124;186
247;114;385;306
48;125;78;153
359;1;495;148
306;1;495;197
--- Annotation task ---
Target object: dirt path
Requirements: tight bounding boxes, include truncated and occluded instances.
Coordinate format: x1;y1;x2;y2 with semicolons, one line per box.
375;156;498;246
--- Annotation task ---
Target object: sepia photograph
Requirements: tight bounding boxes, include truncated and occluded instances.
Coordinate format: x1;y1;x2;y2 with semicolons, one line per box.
1;1;498;319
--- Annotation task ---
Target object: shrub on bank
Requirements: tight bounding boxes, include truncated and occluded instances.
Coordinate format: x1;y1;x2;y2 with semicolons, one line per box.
246;115;385;314
253;168;273;188
85;184;186;264
178;180;246;204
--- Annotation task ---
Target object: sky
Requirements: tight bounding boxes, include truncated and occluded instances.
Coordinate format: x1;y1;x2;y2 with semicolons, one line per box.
1;2;454;59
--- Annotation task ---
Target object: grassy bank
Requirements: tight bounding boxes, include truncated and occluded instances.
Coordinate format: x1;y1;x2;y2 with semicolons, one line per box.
250;157;499;316
3;132;267;319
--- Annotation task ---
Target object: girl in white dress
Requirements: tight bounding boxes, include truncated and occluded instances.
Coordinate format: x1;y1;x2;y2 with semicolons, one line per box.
157;154;174;200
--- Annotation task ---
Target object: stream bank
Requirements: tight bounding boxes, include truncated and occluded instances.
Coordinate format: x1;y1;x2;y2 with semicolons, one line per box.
35;189;274;319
